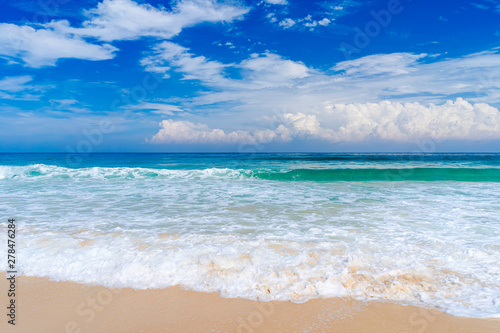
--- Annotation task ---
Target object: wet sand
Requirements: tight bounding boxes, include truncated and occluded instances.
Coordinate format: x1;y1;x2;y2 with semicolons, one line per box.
1;275;499;332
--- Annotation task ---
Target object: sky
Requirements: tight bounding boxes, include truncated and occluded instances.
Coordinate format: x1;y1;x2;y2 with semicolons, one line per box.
0;0;499;153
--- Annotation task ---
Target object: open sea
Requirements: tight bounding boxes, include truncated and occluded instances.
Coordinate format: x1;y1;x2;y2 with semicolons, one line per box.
1;153;499;318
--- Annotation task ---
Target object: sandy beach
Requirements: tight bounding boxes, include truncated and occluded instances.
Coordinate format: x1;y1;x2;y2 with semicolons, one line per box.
1;275;499;333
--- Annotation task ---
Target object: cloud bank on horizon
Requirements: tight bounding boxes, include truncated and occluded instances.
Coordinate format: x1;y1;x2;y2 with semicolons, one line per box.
150;99;500;145
0;0;499;152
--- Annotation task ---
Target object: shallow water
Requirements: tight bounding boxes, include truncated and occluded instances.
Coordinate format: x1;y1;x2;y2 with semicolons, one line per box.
1;153;499;318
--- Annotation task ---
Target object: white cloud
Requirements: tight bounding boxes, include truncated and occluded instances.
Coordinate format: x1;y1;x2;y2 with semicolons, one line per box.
264;0;288;5
51;99;79;106
143;48;500;146
279;18;296;29
266;1;362;30
142;43;311;89
304;21;317;28
0;75;46;100
275;14;333;31
141;41;230;84
318;18;331;26
141;49;500;142
165;49;500;114
150;119;279;144
330;50;500;105
333;53;427;76
240;53;311;87
47;99;91;113
0;23;116;67
1;0;248;67
63;0;249;41
150;99;500;144
266;12;278;23
316;98;500;142
0;76;34;93
127;102;183;115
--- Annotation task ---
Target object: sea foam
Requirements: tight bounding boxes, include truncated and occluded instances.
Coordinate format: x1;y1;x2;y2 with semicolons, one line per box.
1;156;499;318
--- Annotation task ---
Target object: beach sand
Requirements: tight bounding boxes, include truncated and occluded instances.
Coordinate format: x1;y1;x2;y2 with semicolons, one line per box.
1;275;499;333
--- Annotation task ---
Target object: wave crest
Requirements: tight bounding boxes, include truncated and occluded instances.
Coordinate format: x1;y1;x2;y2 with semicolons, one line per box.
1;164;499;182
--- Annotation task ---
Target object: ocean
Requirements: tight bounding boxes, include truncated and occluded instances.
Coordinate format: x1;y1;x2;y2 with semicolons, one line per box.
1;153;499;318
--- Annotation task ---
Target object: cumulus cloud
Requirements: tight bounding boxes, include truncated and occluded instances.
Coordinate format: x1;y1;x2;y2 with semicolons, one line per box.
141;49;500;147
279;18;296;29
318;98;500;142
276;15;333;31
0;23;116;67
304;21;317;28
318;18;331;26
150;99;500;145
140;49;500;140
150;119;280;144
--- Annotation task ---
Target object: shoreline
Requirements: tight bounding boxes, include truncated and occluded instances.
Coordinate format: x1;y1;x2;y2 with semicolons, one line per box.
1;275;499;332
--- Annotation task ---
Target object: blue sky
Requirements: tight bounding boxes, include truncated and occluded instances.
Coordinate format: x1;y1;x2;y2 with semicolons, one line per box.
0;0;499;152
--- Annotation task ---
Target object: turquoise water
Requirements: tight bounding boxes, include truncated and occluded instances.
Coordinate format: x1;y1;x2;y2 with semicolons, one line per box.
1;153;499;318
